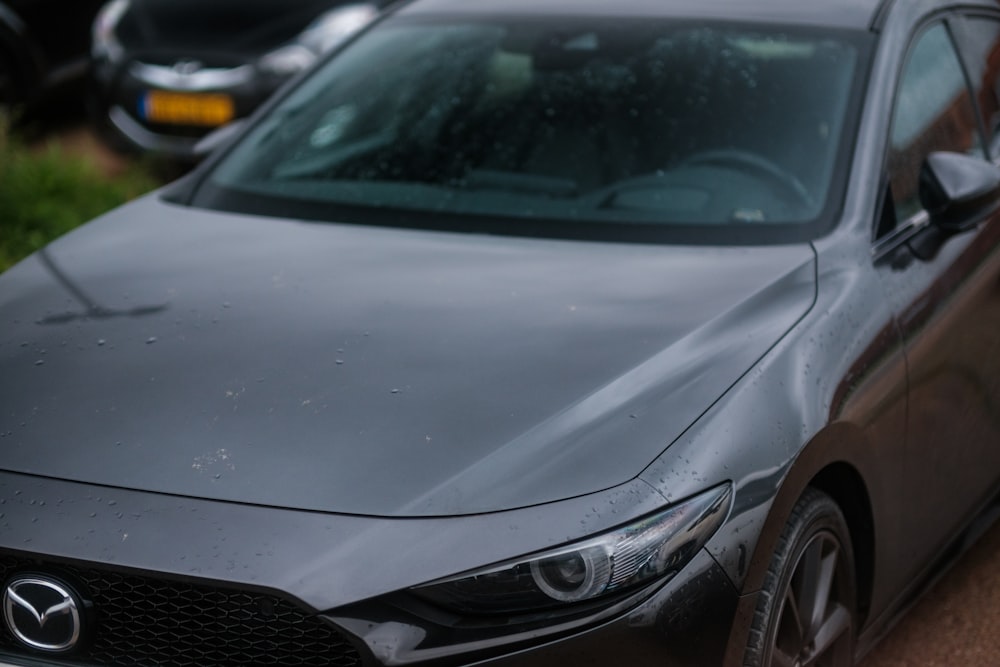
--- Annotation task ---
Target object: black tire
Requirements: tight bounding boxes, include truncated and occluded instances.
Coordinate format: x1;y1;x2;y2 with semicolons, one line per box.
744;488;857;667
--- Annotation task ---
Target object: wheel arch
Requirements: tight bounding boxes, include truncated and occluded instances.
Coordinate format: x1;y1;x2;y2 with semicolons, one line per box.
723;425;886;666
738;422;886;622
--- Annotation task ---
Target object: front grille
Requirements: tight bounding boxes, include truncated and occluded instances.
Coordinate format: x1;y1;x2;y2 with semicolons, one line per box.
0;555;364;667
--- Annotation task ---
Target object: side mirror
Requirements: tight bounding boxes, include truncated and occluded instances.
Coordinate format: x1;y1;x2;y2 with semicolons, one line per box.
919;151;1000;232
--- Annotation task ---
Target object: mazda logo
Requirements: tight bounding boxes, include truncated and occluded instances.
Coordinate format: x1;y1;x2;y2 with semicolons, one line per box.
2;576;85;653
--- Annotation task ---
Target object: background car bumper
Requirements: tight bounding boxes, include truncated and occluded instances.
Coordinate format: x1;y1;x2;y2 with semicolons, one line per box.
91;56;284;158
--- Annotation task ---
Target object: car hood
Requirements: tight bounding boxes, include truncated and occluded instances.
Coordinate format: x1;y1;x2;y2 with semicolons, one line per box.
0;197;815;516
118;0;361;55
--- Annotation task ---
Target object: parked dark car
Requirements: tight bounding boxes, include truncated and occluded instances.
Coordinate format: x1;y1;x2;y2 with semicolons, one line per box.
5;0;1000;665
0;0;106;108
90;0;384;159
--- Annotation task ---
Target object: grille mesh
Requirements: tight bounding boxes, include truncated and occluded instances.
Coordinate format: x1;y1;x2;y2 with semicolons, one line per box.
0;554;364;667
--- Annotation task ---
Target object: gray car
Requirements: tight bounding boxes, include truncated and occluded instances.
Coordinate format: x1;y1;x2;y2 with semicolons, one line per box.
3;0;1000;665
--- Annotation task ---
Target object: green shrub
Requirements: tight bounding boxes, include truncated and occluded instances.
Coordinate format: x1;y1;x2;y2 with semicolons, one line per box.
0;115;160;273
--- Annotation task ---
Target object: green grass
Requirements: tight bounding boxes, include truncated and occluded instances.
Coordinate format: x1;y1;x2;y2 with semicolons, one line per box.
0;115;160;273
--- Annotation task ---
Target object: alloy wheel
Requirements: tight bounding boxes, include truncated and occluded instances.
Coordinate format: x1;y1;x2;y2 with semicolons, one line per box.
770;530;853;667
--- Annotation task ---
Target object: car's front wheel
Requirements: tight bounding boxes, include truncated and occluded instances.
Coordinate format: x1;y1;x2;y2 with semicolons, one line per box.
746;487;857;667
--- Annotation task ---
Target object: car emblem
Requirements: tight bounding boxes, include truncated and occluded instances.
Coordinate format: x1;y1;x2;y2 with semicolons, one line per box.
2;576;85;653
172;59;203;76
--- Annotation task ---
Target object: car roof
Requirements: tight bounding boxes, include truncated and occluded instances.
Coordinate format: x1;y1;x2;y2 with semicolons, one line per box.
395;0;890;31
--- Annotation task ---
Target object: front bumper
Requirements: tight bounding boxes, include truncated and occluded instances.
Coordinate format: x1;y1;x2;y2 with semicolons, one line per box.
0;470;741;666
0;550;740;667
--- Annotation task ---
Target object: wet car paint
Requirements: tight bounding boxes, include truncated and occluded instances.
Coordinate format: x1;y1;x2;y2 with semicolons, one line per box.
0;199;814;516
4;0;1000;664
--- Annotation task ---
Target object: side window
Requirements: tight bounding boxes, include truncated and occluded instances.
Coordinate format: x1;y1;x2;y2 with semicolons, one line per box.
887;23;983;227
954;16;1000;160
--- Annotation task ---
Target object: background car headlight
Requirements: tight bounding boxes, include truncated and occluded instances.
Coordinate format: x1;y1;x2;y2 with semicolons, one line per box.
92;0;130;63
411;483;732;615
258;3;378;77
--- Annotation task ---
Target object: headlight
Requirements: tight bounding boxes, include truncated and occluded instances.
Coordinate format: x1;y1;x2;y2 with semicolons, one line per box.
258;3;378;77
92;0;130;62
411;483;732;615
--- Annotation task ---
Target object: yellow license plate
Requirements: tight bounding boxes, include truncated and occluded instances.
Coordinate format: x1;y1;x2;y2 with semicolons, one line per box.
141;91;235;127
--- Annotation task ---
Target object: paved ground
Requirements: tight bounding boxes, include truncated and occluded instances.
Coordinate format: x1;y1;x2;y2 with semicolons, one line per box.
861;519;1000;666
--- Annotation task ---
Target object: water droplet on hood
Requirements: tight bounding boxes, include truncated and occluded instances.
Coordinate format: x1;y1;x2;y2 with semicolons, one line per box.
146;337;158;345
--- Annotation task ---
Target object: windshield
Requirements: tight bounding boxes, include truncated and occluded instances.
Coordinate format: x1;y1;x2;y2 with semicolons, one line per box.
193;16;868;243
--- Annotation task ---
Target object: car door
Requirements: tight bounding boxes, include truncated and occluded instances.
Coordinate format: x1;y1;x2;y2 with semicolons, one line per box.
873;17;1000;579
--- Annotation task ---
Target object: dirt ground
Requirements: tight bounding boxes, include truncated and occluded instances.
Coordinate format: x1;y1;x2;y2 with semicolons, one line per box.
32;124;131;177
23;111;139;181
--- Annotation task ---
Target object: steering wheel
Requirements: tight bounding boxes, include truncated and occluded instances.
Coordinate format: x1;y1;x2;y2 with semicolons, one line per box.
676;149;816;209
